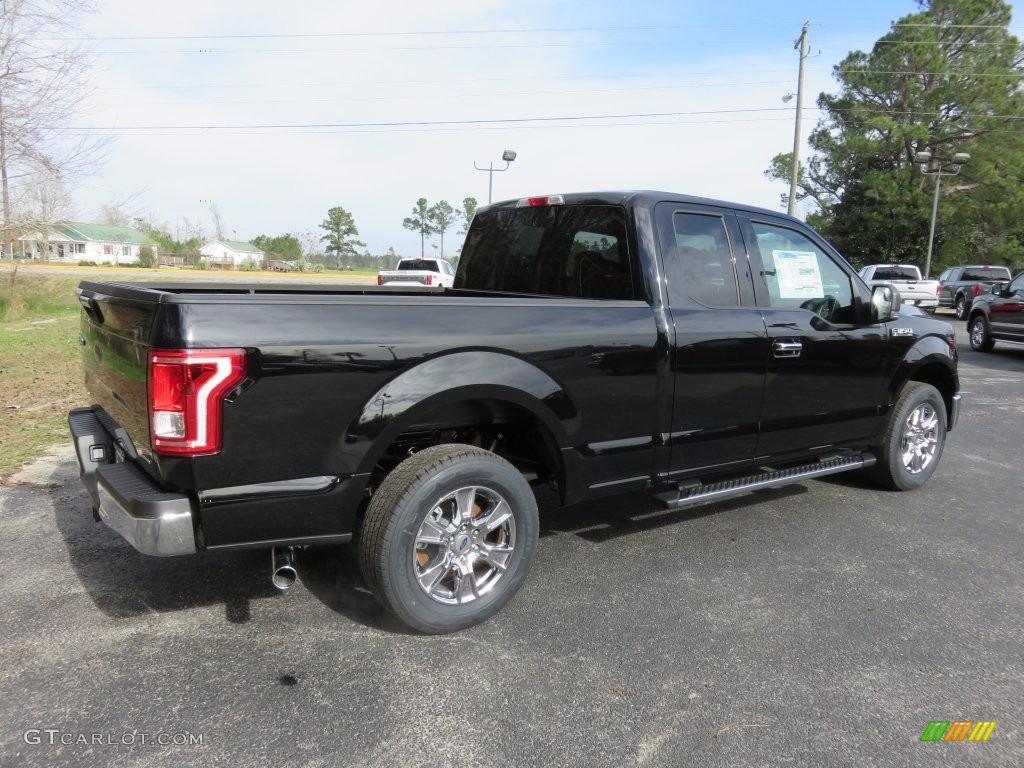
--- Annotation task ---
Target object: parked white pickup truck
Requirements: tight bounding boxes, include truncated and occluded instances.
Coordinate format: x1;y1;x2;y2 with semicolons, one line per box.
377;258;456;288
858;264;940;313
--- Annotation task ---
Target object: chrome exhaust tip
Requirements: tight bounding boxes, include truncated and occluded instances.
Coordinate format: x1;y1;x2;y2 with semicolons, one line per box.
271;547;297;591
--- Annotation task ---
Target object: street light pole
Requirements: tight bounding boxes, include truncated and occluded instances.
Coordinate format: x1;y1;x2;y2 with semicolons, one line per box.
474;150;517;204
787;22;810;217
914;150;970;278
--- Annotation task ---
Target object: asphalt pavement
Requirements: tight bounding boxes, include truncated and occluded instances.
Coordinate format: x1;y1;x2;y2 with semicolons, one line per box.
1;317;1021;767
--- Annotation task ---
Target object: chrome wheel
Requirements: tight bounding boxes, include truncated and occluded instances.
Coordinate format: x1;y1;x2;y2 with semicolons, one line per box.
413;486;516;605
900;402;940;475
970;319;984;347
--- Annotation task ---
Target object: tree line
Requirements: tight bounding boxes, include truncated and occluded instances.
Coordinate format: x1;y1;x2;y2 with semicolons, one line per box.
766;0;1024;274
129;196;479;271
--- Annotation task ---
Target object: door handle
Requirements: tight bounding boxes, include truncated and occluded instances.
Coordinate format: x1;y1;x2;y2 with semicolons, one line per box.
772;340;802;358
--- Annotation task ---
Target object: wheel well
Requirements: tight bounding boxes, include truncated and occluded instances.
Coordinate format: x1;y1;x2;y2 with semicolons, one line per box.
373;398;565;494
909;363;957;424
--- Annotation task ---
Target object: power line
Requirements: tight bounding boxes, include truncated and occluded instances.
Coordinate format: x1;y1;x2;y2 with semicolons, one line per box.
51;21;1024;42
90;79;796;108
60;106;798;132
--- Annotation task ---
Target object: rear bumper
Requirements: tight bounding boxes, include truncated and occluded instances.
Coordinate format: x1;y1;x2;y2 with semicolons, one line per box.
68;406;197;556
900;297;939;308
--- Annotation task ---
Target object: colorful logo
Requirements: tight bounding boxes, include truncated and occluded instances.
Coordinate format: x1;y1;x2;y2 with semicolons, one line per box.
920;721;997;742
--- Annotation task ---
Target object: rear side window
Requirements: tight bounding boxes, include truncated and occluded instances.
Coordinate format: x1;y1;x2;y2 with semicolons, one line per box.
456;204;636;300
663;213;739;307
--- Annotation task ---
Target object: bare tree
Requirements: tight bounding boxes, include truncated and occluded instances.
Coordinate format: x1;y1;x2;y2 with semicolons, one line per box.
97;190;145;226
1;1;101;257
209;203;225;240
12;171;72;260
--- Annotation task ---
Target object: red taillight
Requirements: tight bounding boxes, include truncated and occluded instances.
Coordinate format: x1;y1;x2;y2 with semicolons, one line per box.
972;284;983;296
936;284;941;295
377;275;383;285
149;349;247;456
424;274;433;285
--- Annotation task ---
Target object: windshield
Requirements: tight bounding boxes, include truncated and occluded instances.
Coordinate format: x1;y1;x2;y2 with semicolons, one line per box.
397;260;440;271
962;267;1011;281
872;266;920;281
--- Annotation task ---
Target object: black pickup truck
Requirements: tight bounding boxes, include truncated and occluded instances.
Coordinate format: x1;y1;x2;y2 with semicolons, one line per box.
937;264;1013;319
69;191;961;633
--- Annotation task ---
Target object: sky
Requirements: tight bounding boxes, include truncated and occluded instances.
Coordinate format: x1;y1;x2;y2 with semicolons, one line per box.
51;0;1023;257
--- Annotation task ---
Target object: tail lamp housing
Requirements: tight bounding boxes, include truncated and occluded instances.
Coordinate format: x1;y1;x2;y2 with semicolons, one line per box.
149;348;247;456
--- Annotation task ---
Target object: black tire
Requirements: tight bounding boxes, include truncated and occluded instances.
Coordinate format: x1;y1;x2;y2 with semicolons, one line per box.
358;444;538;633
954;294;968;320
968;314;995;352
868;382;947;491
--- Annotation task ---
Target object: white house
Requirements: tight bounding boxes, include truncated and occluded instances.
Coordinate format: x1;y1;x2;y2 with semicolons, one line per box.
17;222;156;264
199;239;265;268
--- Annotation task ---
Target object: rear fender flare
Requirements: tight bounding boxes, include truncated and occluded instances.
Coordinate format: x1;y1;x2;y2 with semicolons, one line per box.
345;351;576;475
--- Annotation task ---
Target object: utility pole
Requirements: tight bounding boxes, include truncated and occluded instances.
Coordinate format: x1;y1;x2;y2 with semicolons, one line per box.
788;22;810;217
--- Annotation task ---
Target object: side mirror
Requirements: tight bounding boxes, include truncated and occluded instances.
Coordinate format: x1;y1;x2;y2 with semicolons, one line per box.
871;284;901;322
991;281;1008;294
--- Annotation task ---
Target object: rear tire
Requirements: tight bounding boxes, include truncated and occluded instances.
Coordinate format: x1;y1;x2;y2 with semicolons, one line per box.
968;315;995;352
955;294;967;320
359;444;538;633
868;382;947;491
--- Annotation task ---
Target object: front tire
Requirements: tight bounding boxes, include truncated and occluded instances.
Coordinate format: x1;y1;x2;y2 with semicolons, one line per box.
969;315;995;352
868;382;947;491
359;444;539;633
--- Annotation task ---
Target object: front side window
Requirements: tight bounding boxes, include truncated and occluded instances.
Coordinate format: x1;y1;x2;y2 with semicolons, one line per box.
749;221;855;323
457;204;635;300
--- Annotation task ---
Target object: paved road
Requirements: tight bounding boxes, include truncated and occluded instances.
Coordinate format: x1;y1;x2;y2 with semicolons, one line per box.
1;321;1021;767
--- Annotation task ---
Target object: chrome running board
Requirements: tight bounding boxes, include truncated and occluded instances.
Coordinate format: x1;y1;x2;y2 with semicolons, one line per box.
652;453;876;510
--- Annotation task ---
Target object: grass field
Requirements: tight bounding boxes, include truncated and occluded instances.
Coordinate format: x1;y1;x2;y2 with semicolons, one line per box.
0;270;85;480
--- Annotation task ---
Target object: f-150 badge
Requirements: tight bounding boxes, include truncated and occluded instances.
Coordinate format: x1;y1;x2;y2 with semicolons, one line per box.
890;327;915;337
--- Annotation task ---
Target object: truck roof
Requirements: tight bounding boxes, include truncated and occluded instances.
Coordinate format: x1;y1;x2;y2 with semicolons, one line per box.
479;190;786;220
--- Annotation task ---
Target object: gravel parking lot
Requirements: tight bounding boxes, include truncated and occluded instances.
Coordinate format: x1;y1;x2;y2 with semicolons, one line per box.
2;320;1021;767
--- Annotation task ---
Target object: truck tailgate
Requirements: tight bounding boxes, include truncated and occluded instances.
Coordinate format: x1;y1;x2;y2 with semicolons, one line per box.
77;283;158;461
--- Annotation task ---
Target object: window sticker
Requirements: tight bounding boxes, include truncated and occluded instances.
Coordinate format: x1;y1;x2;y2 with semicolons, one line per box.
772;250;824;299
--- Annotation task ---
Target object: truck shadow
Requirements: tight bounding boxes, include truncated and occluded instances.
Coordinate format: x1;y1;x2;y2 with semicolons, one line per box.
296;545;416;634
53;460;807;633
298;483;808;631
535;484;808;542
52;464;280;625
